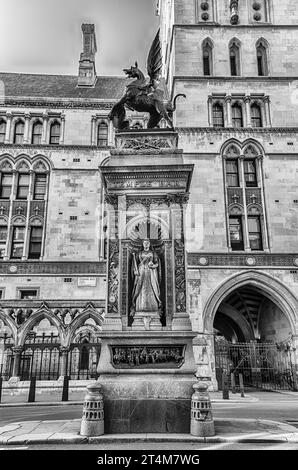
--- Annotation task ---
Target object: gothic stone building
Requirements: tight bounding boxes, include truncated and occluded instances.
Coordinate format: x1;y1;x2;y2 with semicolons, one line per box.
0;1;298;390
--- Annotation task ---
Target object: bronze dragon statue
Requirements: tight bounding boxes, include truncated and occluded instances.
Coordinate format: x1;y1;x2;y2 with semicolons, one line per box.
108;30;185;130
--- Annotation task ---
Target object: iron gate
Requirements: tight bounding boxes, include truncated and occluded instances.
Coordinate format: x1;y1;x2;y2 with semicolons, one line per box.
215;337;297;391
18;333;60;380
68;334;101;380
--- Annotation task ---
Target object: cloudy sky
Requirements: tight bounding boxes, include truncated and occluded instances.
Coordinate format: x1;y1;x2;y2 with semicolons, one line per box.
0;0;159;76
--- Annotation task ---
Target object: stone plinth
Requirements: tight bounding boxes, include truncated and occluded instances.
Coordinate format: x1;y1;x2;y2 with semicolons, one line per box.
97;331;196;433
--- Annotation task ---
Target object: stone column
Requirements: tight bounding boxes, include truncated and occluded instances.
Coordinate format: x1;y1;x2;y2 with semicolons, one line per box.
41;113;48;144
11;346;23;379
225;96;232;127
39;170;50;261
108;120;114;146
4;169;17;261
239;155;250;251
91;116;97;146
260;102;266;128
264;96;271;127
207;96;213;126
59;114;65;145
4;112;12;143
22;170;34;260
245;97;252;127
257;155;269;251
59;347;69;377
23;113;31;144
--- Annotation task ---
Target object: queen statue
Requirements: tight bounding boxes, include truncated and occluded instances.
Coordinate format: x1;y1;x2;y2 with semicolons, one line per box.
130;239;162;316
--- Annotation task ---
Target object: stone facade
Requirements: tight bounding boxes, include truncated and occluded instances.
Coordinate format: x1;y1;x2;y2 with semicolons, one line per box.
0;2;298;391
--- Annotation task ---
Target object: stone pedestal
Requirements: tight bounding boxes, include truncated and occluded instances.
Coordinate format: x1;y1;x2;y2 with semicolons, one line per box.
131;311;162;331
97;331;197;433
98;128;196;433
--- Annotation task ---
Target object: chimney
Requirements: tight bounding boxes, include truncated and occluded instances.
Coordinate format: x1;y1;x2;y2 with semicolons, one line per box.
78;24;97;87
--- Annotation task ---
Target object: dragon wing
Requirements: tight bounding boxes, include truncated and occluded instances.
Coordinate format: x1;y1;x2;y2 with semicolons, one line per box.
147;29;163;85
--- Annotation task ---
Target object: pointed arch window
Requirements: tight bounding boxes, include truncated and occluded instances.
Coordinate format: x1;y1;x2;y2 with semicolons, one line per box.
231;104;243;128
97;121;108;147
13;120;25;144
49;121;61;145
212;103;224;127
256;42;268;76
202;40;213;76
229;41;241;76
31;121;43;145
0;120;6;143
251;104;262;128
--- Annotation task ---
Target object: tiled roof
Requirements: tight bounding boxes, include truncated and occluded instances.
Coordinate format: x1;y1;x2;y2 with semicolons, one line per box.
0;73;128;100
0;72;169;102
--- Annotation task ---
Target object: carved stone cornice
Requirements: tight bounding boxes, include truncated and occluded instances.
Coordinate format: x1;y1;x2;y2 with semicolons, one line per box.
3;98;115;110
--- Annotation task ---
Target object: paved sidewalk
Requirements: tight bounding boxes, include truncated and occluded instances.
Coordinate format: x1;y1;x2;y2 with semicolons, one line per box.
0;418;297;445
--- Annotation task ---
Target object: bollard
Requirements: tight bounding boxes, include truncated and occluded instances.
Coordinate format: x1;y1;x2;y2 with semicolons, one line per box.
190;382;215;437
239;373;245;397
28;376;36;403
222;372;229;400
80;383;104;437
231;372;236;394
0;376;2;403
62;376;69;402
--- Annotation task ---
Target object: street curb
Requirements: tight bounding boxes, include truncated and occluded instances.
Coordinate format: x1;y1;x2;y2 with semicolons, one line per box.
0;397;257;407
1;434;297;445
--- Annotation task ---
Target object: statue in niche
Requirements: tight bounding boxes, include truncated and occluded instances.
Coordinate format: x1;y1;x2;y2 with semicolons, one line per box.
130;239;162;317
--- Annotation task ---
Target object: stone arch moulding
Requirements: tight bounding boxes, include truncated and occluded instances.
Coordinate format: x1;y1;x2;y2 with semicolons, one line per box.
220;139;241;156
18;307;66;347
203;270;298;334
125;213;170;241
216;302;255;341
66;307;104;347
0;310;18;343
221;138;265;157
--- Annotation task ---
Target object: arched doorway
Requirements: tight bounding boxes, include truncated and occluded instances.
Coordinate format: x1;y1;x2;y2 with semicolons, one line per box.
204;272;298;391
213;285;296;390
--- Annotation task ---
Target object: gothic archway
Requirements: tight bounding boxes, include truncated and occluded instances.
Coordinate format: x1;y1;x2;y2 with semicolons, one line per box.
205;271;298;390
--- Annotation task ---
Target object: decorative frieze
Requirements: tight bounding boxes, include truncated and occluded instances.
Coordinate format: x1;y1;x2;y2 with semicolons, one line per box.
110;345;185;368
0;261;106;275
115;129;179;151
107;241;119;314
188;253;298;267
175;239;187;312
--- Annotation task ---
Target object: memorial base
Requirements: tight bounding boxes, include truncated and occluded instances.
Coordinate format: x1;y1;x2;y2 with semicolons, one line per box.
97;331;196;433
